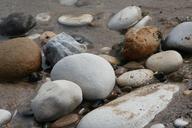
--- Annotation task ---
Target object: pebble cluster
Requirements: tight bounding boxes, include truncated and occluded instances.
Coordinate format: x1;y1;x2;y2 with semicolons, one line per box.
0;1;191;128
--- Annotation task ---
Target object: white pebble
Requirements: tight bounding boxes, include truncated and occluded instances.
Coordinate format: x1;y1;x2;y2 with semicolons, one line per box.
150;123;165;128
0;109;12;126
174;118;189;127
36;12;51;23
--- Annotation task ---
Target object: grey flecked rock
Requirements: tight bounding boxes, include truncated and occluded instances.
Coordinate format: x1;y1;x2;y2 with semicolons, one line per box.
146;50;183;74
0;109;12;127
163;22;192;52
51;53;116;100
117;69;154;87
43;32;87;67
77;83;179;128
31;80;83;122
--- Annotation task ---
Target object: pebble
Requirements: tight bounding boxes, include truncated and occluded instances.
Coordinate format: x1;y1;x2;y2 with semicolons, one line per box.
0;38;41;80
31;80;83;122
115;67;128;77
150;123;165;128
123;61;144;71
183;90;192;96
0;109;12;127
146;50;183;74
0;12;36;37
163;22;192;52
35;12;51;23
58;0;78;6
27;33;41;41
77;83;179;128
51;114;79;128
117;69;154;87
108;6;142;30
134;15;152;29
99;47;112;54
174;118;189;127
40;31;56;45
122;26;161;60
51;53;116;100
43;32;87;67
58;14;93;26
99;54;120;65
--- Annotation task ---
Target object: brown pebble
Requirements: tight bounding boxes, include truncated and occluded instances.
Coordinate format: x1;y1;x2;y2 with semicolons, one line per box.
51;114;80;128
40;31;56;45
183;90;192;96
123;61;144;71
115;67;127;77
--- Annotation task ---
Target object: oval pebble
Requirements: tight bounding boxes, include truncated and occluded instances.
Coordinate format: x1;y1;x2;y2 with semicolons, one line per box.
58;14;93;26
58;0;78;6
150;123;165;128
117;69;154;87
0;109;12;126
146;50;183;74
174;118;189;127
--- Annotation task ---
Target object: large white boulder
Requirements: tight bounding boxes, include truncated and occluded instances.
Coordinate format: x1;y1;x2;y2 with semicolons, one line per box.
108;6;142;30
51;53;116;100
77;83;179;128
31;80;83;122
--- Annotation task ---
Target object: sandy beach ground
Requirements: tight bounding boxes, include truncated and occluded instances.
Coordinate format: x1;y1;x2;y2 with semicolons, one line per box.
0;0;192;127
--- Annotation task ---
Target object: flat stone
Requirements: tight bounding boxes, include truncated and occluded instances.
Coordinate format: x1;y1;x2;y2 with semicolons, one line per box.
77;83;179;128
58;14;93;26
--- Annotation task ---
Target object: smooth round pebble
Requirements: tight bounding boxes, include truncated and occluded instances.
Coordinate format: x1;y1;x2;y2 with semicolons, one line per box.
99;54;120;65
150;123;165;128
117;69;154;87
58;14;93;26
163;22;192;52
31;80;83;122
108;6;142;30
174;118;189;127
0;109;12;126
51;53;116;100
146;50;183;74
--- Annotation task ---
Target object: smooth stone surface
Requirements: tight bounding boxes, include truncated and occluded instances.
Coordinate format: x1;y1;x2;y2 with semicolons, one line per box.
36;12;51;23
31;80;82;122
58;0;78;6
163;22;192;52
99;54;120;65
134;15;152;29
123;26;161;60
0;109;12;126
0;38;41;80
43;32;87;67
117;69;154;87
108;6;142;30
174;118;189;127
150;123;165;128
146;50;183;74
0;12;36;36
51;53;116;100
51;114;79;128
99;47;112;54
77;83;179;128
58;14;93;26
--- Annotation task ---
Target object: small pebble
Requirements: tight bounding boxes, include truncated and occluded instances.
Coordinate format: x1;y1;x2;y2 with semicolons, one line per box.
150;123;165;128
36;12;51;23
99;54;120;65
115;67;127;77
40;31;56;45
183;90;192;96
0;109;12;127
99;47;112;54
27;33;41;41
123;61;144;71
174;118;189;127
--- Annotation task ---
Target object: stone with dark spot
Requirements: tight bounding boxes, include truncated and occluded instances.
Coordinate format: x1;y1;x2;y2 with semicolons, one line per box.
0;12;36;37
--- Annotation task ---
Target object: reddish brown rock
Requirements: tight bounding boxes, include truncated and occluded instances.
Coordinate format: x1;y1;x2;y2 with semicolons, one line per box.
122;26;161;60
0;38;41;80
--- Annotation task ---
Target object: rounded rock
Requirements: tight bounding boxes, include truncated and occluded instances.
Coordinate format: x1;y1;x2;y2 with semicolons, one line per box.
108;6;142;30
35;12;51;23
146;50;183;74
31;80;83;122
0;38;41;80
174;118;189;127
58;14;93;26
0;109;12;127
163;22;192;53
99;54;120;65
117;69;154;87
58;0;78;6
150;123;165;128
51;53;116;100
123;26;161;60
99;47;112;54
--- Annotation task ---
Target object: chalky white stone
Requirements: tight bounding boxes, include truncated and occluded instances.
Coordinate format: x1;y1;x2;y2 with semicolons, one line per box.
0;109;12;126
77;83;179;128
174;118;189;127
108;6;142;30
58;0;78;6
